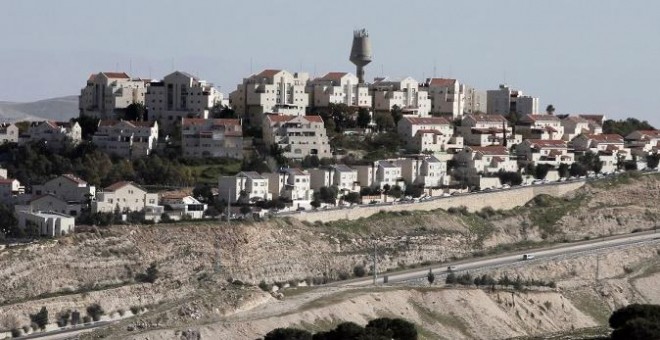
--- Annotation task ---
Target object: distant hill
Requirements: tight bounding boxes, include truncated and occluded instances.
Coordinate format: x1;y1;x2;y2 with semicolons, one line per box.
0;95;78;122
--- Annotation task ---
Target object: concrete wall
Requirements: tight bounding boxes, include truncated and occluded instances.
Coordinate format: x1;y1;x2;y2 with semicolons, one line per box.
289;181;585;223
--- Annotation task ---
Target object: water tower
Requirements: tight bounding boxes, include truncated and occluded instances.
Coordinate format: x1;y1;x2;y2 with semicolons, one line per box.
349;29;372;84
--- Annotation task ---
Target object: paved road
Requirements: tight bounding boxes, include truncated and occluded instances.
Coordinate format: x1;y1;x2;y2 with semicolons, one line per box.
343;230;660;286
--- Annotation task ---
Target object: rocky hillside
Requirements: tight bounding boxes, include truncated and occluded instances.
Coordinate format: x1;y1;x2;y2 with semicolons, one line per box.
0;173;659;336
0;95;78;122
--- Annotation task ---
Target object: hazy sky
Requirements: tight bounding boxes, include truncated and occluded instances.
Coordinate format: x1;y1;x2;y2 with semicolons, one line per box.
1;0;659;124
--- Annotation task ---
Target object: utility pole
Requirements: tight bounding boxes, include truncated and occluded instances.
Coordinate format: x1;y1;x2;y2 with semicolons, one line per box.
372;240;378;285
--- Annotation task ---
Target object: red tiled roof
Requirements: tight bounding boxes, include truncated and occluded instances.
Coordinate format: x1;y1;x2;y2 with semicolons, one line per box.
320;72;348;81
548;150;563;157
256;69;282;78
182;118;240;127
525;139;567;148
427;78;456;87
491;156;505;163
99;120;154;128
98;72;130;79
0;179;17;184
466;114;507;123
104;181;146;192
404;116;450;125
469;146;509;155
472;127;505;134
586;134;623;143
579;115;605;123
266;114;324;124
562;116;589;124
304;115;324;123
61;174;87;185
523;114;560;122
415;129;443;136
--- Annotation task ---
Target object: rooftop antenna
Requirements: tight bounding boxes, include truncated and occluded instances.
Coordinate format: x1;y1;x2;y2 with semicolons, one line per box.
433;59;437;78
349;28;373;84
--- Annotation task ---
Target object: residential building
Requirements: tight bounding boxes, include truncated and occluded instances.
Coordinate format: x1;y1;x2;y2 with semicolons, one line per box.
266;168;314;207
218;171;272;204
0;178;24;203
571;134;629;173
422;78;485;118
181;118;243;159
0;168;6;179
92;181;160;214
560;116;591;141
15;194;82;217
516;139;575;168
32;173;96;206
465;89;488;115
454;146;518;181
397;155;449;188
516;114;564;140
146;71;224;133
229;69;310;127
93;120;158;158
19;121;82;149
625;130;660;156
0;123;18;144
459;114;522;146
16;211;75;237
356;160;406;190
397;116;462;153
160;192;207;220
371;77;431;116
487;84;539;116
79;72;148;119
578;115;605;134
307;72;371;108
262;114;331;160
309;164;360;194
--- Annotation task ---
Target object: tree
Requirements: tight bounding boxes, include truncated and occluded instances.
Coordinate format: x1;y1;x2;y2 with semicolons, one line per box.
609;304;660;340
534;164;551;179
29;307;48;330
343;192;361;205
86;303;104;322
137;262;159;283
545;104;555;115
647;154;660;169
389;185;403;199
558;163;570;178
498;171;523;186
374;112;395;132
353;265;366;277
390;105;404;125
124;103;147;121
357;108;371;128
446;272;457;284
603;118;655;136
314;186;338;205
427;269;435;285
366;317;418;340
310;200;321;209
210;104;238;119
264;328;313;340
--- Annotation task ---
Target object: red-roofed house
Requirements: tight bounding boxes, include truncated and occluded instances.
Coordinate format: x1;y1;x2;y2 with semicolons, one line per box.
0;123;18;144
19;121;82;149
625;130;660;156
32;174;96;206
181;118;243;158
92;181;161;219
454;146;518;186
92;120;158;158
80;72;148;120
572;133;630;173
560;116;591;141
459;114;522;146
14;194;83;217
229;69;310;127
307;72;371;108
516;114;564;140
263;114;331;160
517;139;574;167
397;116;463;153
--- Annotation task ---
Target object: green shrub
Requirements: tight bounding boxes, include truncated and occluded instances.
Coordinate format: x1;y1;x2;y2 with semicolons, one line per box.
353;264;366;277
86;304;104;322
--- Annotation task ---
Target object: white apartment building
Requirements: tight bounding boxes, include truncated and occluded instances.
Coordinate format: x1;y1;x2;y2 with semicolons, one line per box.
160;192;207;220
459;114;522;146
487;84;539;116
146;71;223;133
32;174;96;204
561;116;591;141
517;139;575;168
454;145;518;176
309;164;360;194
517;114;564;140
15;194;82;217
422;78;486;118
397;116;462;153
20;121;82;149
308;72;372;108
92;181;160;213
578;115;605;135
397;155;449;188
371;77;431;116
0;123;18;144
0;168;7;179
355;160;406;190
0;178;24;203
218;171;272;204
181;118;243;159
263;114;331;160
79;72;148;119
16;211;75;237
229;69;310;126
93;120;158;158
571;134;630;173
266;168;314;206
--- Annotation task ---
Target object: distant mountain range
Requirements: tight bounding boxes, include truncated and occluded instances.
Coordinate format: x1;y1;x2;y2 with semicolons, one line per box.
0;95;79;123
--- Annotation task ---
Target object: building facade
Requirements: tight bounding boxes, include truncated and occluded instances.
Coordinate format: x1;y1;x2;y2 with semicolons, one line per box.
79;72;148;119
263;114;331;160
146;71;223;133
487;84;539;116
266;168;314;207
218;171;272;204
459;114;522;146
92;181;160;213
17;211;75;237
516;139;575;168
20;121;82;149
93;120;158;158
307;72;371;109
32;173;96;205
181;118;243;159
371;77;431;116
0;123;19;144
517;114;564;140
309;164;360;194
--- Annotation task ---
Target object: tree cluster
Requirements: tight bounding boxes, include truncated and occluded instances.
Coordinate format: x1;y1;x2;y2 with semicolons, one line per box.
446;273;556;290
497;171;523;186
603;118;654;137
609;304;660;340
264;317;417;340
